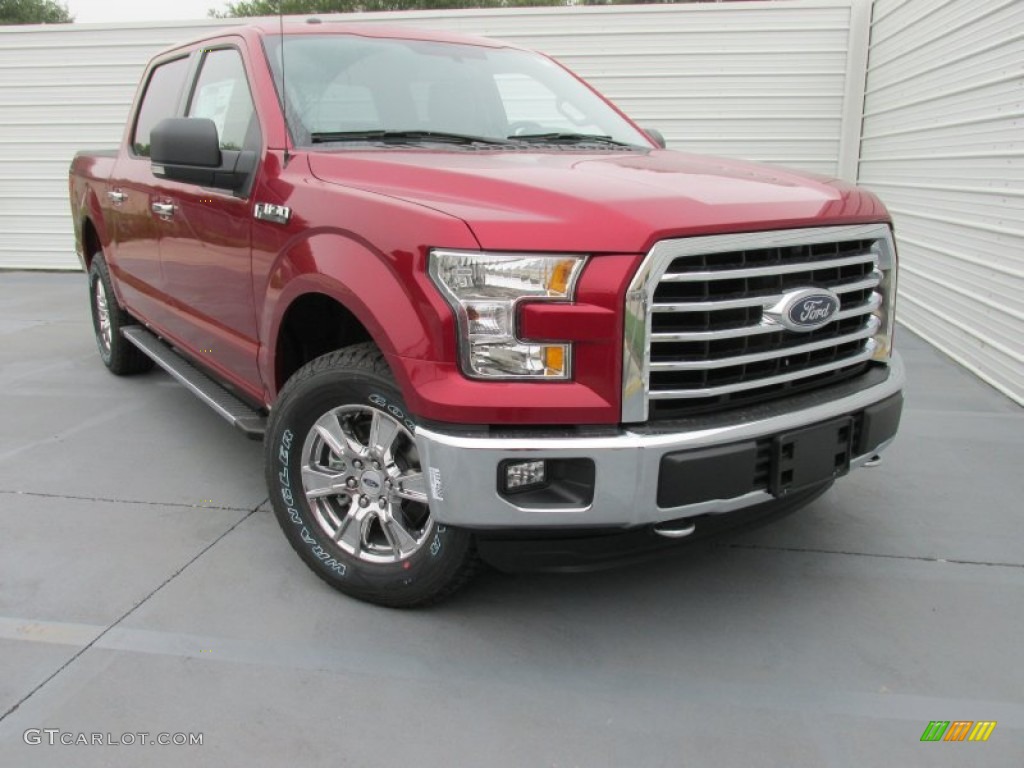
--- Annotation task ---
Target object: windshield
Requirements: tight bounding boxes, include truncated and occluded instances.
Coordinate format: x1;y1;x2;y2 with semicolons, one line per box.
263;34;651;148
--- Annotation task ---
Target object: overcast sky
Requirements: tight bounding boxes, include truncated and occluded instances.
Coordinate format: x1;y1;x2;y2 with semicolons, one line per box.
65;0;232;23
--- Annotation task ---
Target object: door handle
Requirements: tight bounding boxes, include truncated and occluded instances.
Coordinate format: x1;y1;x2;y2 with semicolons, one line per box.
150;202;176;218
107;189;126;205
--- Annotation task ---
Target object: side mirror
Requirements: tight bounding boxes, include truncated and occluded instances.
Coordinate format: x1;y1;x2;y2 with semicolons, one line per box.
150;117;255;192
644;127;667;149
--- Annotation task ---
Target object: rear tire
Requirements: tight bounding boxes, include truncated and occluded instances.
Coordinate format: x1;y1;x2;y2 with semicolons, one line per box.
265;343;480;608
88;253;153;375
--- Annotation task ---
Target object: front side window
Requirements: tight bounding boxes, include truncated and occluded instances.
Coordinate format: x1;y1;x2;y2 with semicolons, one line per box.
132;57;190;156
187;48;258;151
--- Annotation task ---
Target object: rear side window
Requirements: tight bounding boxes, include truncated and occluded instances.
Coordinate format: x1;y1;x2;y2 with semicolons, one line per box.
187;48;257;151
132;57;190;157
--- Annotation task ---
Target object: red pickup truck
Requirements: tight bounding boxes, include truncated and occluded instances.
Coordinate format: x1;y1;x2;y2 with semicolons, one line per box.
69;21;903;607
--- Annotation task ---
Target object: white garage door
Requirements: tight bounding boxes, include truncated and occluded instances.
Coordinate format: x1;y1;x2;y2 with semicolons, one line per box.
858;0;1024;404
0;1;866;270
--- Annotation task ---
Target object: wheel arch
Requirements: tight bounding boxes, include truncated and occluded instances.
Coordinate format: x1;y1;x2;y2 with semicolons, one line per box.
272;290;373;394
260;230;450;405
80;216;102;271
75;176;113;272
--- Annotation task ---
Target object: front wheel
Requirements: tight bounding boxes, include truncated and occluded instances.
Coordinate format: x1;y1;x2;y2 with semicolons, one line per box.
265;343;480;608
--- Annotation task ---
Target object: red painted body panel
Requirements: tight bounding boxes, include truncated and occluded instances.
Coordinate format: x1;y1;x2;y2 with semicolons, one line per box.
69;23;893;427
249;153;480;399
156;180;261;388
307;150;888;254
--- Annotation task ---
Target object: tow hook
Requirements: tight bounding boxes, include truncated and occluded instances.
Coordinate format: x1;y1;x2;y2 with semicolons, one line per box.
653;519;697;539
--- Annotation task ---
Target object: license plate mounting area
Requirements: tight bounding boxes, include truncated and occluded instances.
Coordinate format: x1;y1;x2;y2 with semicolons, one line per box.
771;416;853;497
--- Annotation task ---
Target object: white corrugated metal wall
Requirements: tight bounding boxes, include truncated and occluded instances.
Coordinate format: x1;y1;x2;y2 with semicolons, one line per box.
0;20;231;271
858;0;1024;404
3;0;1020;402
0;0;865;270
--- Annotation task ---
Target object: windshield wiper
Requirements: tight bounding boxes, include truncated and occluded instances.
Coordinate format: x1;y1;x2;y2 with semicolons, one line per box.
310;130;512;146
508;132;633;147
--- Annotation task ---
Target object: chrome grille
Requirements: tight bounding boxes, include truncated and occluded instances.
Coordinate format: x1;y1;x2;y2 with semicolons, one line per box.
622;224;896;422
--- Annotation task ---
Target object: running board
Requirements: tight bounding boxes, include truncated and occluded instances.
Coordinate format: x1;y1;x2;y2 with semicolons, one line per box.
121;326;267;439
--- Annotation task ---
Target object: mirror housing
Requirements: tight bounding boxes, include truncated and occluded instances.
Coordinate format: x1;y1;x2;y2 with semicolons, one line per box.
150;117;255;193
644;127;667;149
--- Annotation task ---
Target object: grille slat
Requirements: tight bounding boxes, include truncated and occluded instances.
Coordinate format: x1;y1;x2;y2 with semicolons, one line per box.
650;292;882;343
652;274;882;316
622;224;896;422
650;317;880;372
654;295;772;312
648;346;876;400
660;252;878;282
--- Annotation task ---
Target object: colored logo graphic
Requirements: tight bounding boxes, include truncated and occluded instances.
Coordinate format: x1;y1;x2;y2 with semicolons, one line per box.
920;721;997;742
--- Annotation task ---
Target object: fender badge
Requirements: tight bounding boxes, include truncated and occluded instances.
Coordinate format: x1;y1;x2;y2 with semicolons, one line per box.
254;202;291;225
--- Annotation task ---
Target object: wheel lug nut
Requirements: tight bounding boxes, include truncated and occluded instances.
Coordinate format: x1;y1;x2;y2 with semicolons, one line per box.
353;460;363;470
372;460;380;470
378;498;386;508
358;496;369;508
346;478;357;489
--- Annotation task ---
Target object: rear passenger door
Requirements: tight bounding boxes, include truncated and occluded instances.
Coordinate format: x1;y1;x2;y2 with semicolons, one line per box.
156;44;263;394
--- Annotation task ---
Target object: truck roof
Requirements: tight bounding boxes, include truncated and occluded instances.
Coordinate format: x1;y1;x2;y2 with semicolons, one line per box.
155;19;520;59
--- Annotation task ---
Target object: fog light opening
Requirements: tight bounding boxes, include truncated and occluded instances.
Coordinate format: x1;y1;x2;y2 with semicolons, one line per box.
503;460;547;492
497;458;596;509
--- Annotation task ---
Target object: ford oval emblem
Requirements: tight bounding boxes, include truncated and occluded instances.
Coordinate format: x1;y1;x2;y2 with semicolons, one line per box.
768;289;841;332
360;471;382;493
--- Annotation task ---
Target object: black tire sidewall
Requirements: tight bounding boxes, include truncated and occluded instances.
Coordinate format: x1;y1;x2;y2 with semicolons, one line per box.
266;354;472;606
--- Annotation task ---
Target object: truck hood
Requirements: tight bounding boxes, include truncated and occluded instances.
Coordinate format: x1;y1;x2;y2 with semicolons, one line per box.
307;149;888;253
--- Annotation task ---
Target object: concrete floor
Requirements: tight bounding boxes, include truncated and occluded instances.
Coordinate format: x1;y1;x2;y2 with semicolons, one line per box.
0;271;1021;767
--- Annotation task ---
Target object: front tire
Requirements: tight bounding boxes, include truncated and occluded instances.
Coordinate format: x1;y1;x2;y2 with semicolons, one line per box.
88;253;153;375
265;343;480;608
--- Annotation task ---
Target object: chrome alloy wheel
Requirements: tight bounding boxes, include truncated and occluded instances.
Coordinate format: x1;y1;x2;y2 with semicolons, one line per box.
300;405;432;564
94;277;112;354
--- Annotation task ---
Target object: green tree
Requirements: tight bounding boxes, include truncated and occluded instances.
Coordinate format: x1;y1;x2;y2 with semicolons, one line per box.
0;0;72;24
212;0;565;16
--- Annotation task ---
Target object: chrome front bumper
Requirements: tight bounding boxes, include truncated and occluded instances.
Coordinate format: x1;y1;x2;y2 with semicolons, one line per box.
414;354;904;529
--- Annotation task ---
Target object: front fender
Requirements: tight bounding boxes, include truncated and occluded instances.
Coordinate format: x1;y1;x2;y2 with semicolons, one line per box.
258;229;465;404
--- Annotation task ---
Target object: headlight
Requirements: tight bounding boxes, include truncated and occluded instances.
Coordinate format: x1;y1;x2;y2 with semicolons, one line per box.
871;230;898;361
429;250;587;379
